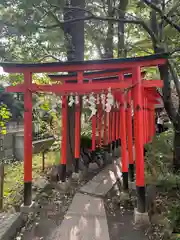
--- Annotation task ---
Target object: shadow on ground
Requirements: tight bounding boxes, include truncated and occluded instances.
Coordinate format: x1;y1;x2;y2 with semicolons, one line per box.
104;183;149;240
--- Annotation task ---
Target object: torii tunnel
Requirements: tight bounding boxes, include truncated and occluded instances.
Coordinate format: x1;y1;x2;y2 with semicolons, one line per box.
0;53;168;214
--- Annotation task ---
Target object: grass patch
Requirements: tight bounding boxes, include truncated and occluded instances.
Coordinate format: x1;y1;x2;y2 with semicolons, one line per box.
3;151;56;211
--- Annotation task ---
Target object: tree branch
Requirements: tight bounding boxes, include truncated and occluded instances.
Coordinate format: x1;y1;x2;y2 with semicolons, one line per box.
143;0;180;33
63;6;157;44
170;48;180;55
37;55;62;62
36;5;63;28
0;20;61;30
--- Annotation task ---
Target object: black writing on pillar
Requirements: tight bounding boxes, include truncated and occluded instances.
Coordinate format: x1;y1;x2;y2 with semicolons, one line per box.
127;103;131;108
136;105;141;111
120;103;124;108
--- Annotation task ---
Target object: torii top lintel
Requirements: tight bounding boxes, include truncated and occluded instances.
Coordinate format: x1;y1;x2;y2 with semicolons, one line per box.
0;53;168;74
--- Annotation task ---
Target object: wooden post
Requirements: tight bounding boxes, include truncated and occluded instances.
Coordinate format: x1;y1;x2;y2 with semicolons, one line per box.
119;91;128;191
115;106;119;149
0;164;4;210
98;104;102;148
108;111;112;154
92;115;96;152
133;67;145;213
112;108;115;152
143;95;146;144
60;95;67;182
126;91;134;182
145;98;148;143
24;71;33;206
75;96;81;173
103;111;107;146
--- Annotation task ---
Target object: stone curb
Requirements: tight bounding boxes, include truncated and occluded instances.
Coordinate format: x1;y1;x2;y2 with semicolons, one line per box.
0;212;28;240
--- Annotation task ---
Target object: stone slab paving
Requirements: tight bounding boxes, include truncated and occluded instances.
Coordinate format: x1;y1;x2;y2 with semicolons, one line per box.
0;212;26;240
80;164;117;197
47;164;119;240
47;193;110;240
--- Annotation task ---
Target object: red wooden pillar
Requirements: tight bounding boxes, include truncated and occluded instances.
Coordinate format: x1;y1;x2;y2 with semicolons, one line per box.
74;72;83;173
74;96;80;173
118;107;121;144
133;67;146;213
126;91;134;182
145;98;148;143
98;104;102;148
60;95;67;182
143;94;146;144
112;107;115;151
108;111;112;154
92;114;96;152
119;90;129;191
107;112;111;153
24;71;33;206
115;105;119;149
103;111;107;146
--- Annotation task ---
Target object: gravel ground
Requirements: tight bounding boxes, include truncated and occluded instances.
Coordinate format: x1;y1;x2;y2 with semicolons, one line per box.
14;164;102;240
104;183;150;240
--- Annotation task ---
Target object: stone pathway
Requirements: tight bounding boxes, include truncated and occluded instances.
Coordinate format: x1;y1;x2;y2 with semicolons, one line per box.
47;164;117;240
79;164;117;196
48;193;109;240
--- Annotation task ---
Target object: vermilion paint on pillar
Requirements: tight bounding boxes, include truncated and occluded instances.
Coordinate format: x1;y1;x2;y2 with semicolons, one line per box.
133;67;144;187
109;111;112;143
75;96;80;159
112;108;115;142
61;96;67;165
107;112;110;144
119;92;128;173
115;108;119;142
92;115;96;151
143;94;146;144
145;98;149;143
126;91;134;164
98;105;102;147
104;111;107;146
24;72;33;183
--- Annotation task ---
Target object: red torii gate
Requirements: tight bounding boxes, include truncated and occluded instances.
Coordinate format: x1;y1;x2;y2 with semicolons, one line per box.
0;53;168;215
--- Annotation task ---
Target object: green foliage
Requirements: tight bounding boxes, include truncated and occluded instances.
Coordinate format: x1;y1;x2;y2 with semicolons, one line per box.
145;128;175;186
168;203;180;233
0;103;11;134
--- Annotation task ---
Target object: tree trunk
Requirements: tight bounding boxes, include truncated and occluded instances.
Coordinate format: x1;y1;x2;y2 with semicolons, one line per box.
103;0;114;59
64;0;84;172
118;0;128;57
